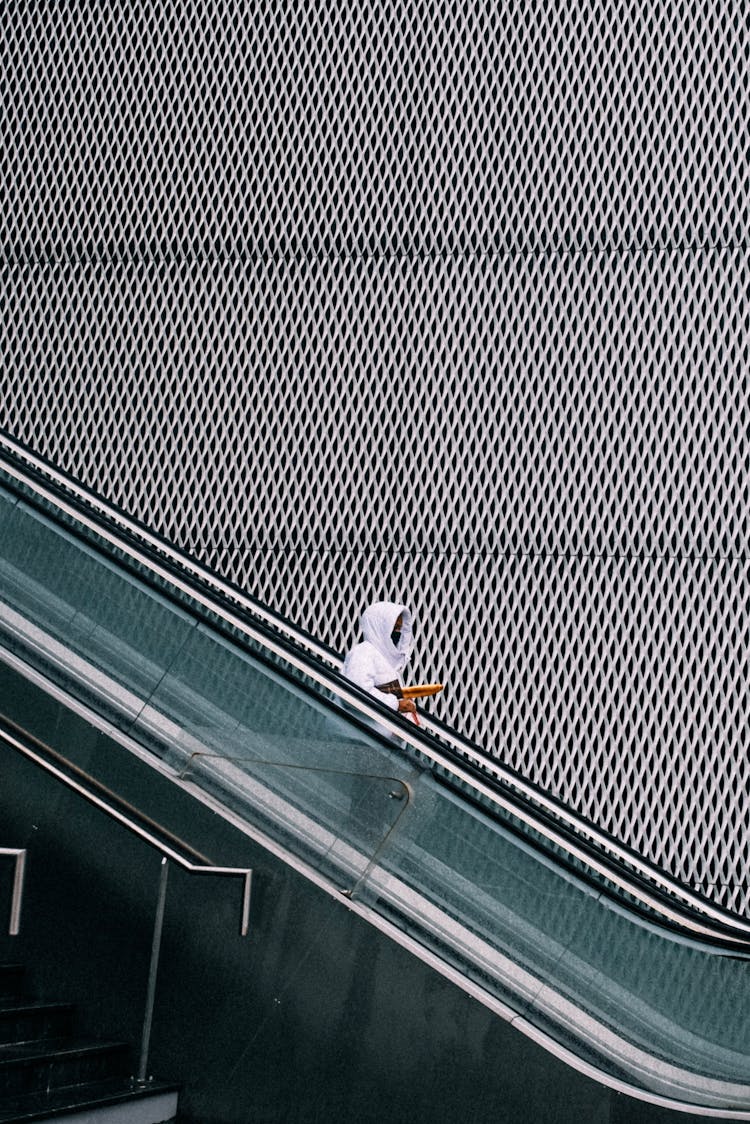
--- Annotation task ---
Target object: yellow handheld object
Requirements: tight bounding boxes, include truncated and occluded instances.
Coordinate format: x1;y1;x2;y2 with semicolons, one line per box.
399;683;444;700
376;681;444;700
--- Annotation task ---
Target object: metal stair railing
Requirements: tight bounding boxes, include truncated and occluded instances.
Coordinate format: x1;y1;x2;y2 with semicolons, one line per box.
2;720;252;1085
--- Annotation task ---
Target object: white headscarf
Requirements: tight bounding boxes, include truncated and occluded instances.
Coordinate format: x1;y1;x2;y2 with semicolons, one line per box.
359;600;413;673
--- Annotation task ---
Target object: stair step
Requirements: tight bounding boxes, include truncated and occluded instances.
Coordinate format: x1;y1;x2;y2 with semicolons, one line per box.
0;1041;131;1099
0;1006;74;1046
0;971;26;1004
0;1076;179;1123
0;968;178;1123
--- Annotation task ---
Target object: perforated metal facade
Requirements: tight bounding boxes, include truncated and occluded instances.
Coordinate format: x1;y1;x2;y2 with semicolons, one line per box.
1;2;749;912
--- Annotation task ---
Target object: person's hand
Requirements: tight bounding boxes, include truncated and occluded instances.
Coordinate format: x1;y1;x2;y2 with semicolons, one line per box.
398;698;417;714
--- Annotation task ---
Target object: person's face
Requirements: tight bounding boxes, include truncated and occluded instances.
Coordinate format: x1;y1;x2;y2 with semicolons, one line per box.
391;613;403;647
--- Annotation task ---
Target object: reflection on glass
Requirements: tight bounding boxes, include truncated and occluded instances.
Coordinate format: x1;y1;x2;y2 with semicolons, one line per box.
129;623;418;882
356;771;750;1091
0;499;195;711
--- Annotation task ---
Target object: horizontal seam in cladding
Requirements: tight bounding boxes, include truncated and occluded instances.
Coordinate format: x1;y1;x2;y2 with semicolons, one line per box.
199;547;750;561
2;244;750;267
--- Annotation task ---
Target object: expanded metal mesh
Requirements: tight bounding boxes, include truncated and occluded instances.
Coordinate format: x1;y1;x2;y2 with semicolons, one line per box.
2;2;749;912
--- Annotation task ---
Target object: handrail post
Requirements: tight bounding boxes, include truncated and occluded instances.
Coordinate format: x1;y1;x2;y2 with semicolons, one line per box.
241;869;252;937
9;849;25;936
137;857;169;1085
0;849;26;936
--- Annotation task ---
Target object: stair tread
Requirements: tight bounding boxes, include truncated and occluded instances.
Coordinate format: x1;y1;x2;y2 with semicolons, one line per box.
0;1076;180;1123
0;1038;129;1065
0;1004;73;1017
0;968;177;1121
0;1004;74;1048
0;968;26;1002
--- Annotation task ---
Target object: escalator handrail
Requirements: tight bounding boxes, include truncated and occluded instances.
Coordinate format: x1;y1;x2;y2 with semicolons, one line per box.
1;430;749;947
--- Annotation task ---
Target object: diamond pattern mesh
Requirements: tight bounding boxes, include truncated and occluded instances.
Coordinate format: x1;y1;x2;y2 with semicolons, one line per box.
2;2;750;912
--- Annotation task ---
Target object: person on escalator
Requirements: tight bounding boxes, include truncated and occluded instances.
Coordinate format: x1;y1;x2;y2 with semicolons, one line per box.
341;600;418;718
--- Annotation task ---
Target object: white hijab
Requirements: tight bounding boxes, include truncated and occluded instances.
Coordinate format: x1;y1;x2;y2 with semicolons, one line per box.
359;600;413;674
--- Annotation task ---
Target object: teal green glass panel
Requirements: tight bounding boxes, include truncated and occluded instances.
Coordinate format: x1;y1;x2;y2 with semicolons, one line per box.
2;473;750;1108
129;623;416;881
0;499;195;706
356;772;750;1087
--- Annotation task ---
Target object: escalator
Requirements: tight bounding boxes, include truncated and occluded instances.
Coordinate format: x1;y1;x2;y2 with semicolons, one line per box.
0;430;749;1121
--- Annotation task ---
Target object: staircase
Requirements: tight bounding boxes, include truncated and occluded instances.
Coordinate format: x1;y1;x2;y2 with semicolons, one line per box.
0;965;178;1124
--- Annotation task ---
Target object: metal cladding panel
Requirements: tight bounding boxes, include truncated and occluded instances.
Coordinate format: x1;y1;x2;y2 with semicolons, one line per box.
2;3;750;912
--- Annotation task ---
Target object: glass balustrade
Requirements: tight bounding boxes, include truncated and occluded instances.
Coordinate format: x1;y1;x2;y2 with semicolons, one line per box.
1;472;749;1113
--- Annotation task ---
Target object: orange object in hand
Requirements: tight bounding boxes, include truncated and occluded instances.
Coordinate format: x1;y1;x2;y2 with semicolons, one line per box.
399;683;444;700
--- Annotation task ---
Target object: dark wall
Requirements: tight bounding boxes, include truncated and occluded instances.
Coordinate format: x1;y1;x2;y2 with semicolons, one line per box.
0;666;741;1124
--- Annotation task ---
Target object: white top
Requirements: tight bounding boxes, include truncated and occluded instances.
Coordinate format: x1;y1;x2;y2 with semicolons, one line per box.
341;600;413;710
